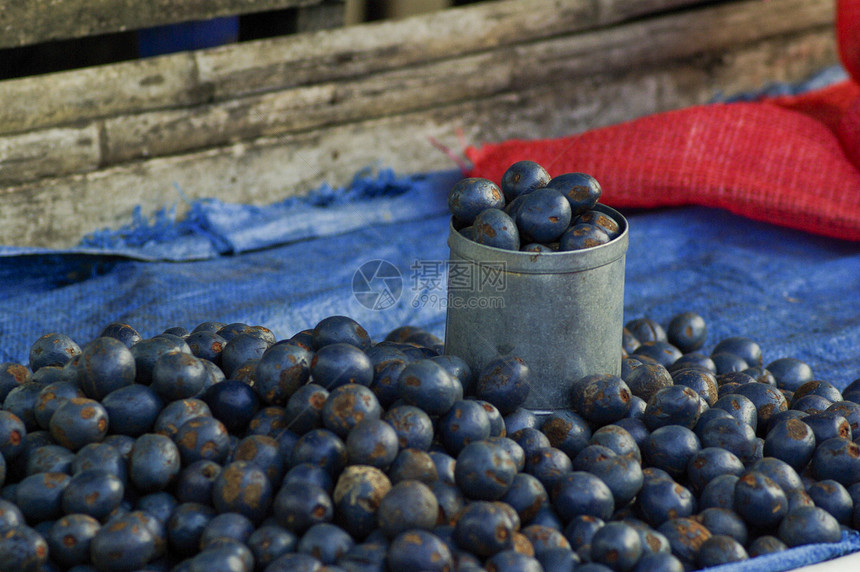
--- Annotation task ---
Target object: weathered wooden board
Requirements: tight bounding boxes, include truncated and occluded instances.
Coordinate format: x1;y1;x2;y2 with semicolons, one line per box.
194;0;724;101
0;54;200;137
109;0;837;165
0;25;838;248
0;0;340;49
0;0;728;137
0;126;101;186
0;0;837;186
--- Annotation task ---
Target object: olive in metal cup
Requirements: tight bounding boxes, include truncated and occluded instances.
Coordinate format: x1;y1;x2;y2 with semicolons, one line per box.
444;203;629;413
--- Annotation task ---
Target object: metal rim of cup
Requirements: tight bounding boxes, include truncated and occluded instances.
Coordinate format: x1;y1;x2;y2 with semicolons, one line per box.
447;203;629;274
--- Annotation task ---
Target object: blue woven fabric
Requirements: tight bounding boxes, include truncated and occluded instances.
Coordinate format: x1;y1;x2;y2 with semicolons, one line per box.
0;169;460;360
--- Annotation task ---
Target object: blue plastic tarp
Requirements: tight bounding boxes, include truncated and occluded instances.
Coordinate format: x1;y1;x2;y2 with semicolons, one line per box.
3;168;858;389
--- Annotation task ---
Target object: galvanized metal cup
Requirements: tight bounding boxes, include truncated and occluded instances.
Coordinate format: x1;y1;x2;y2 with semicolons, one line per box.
444;204;629;413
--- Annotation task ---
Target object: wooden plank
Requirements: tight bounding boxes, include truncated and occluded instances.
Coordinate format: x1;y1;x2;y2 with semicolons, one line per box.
98;0;838;170
0;0;713;137
0;0;327;49
296;0;347;31
194;0;709;100
598;0;711;22
0;26;838;248
0;125;101;185
102;84;341;164
706;29;841;98
0;54;202;137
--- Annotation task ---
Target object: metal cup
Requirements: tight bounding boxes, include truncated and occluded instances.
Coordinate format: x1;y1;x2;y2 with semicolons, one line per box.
444;204;629;412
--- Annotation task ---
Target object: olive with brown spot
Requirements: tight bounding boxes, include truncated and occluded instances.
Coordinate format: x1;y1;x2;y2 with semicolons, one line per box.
296;522;354;565
90;511;159;571
331;464;390;540
733;471;788;529
253;341;312;406
634;475;697;529
764;417;816;471
175;460;222;505
476;355;531;417
397;359;461;417
686;447;745;495
666;311;708;354
212;460;273;525
388;529;454;572
321;383;382;439
546;172;602;217
515;188;572;244
526;446;574;493
345;418;398;469
284;383;329;435
0;410;27;460
487;550;543;571
377;479;438;538
33;381;84;431
29;332;81;372
455;440;517;501
129;433;181;493
291;428;348;478
0;523;49;572
61;468;124;520
273;480;333;535
437;399;492;455
473;208;521;251
0;362;32;402
49;397;109;451
153;398;211;440
590;521;643;572
46;513;101;568
76;336;136;401
571;374;633;427
174;415;231;466
541;409;592;459
448;177;505;225
185;330;227;365
245;406;290;438
15;471;71;523
382;404;434;451
803;411;852;443
500;473;548;525
656;517;712;569
233;434;286;484
454;500;516;558
246;525;297;570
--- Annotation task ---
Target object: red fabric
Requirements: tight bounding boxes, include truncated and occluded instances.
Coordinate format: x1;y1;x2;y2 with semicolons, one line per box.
839;0;860;81
465;1;860;241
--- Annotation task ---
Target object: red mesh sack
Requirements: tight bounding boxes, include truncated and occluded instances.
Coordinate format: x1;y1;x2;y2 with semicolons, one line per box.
466;0;860;241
